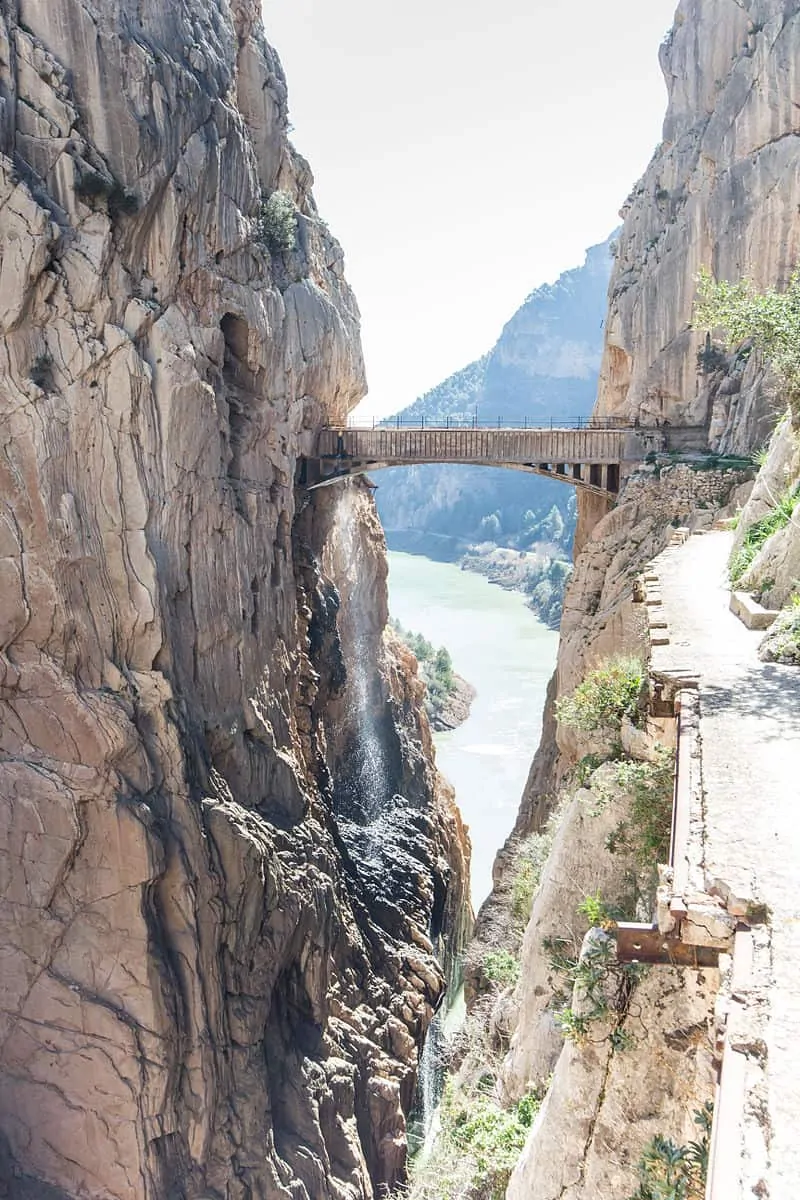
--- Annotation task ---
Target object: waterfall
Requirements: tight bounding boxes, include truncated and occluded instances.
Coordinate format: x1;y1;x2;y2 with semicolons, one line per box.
332;485;466;1161
408;1011;447;1157
332;485;391;825
408;984;467;1162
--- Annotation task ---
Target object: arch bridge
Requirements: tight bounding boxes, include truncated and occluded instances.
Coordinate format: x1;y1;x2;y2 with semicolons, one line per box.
300;421;667;498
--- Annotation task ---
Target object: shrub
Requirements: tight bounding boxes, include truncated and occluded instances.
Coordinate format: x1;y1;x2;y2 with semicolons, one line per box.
256;189;298;252
482;950;520;989
760;604;800;665
694;266;800;418
408;1084;540;1200
578;891;620;929
556;656;645;735
696;338;728;375
608;747;675;867
478;511;502;540
575;752;606;785
29;353;53;389
75;168;138;216
546;925;644;1049
108;183;139;217
628;1103;713;1200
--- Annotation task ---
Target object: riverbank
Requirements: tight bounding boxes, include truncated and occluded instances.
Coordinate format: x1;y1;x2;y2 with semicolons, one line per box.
384;533;572;630
460;544;572;629
430;673;476;732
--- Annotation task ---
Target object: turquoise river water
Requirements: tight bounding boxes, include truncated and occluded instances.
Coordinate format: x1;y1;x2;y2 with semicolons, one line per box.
386;551;560;908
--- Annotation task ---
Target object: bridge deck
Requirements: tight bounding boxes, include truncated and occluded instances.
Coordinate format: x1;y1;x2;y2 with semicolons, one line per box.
303;424;660;496
316;426;632;466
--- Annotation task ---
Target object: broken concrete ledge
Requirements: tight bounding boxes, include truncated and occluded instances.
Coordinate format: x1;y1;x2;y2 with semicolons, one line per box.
729;590;779;631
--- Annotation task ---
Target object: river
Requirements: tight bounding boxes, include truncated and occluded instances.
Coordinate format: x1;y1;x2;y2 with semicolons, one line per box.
386;551;560;908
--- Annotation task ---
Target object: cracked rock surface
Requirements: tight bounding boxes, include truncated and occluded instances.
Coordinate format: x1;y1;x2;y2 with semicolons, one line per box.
498;2;799;1195
0;4;470;1197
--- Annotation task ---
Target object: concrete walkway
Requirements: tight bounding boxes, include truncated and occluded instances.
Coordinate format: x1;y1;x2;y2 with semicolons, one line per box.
650;530;800;1199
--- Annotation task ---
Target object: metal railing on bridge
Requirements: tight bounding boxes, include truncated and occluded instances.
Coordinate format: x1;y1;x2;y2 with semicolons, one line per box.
344;414;635;431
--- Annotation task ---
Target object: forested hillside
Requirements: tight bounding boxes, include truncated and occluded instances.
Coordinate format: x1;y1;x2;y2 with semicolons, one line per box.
373;238;613;623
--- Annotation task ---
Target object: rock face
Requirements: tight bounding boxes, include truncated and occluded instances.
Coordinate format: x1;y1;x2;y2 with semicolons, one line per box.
0;5;470;1198
488;2;800;1195
596;0;800;455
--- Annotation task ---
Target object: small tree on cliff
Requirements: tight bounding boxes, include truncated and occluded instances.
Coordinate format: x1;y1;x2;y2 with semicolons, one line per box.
693;266;800;420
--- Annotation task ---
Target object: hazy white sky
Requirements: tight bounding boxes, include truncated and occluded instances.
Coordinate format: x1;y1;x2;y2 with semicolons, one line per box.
262;1;678;416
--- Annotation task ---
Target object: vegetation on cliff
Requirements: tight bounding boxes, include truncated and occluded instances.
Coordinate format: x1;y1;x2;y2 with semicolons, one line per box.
729;482;800;584
628;1103;712;1200
460;539;573;629
405;1000;543;1200
555;655;645;736
694;267;800;421
391;620;476;730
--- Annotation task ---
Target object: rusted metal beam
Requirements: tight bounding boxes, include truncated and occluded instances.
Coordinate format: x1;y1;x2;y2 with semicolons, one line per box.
615;923;720;968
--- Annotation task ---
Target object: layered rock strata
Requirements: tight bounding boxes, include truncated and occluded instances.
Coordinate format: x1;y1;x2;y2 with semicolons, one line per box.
0;4;470;1198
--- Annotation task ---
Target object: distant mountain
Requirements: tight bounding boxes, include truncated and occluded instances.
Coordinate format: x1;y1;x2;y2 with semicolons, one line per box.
373;237;615;591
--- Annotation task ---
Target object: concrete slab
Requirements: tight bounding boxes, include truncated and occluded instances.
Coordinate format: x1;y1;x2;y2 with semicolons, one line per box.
729;590;779;631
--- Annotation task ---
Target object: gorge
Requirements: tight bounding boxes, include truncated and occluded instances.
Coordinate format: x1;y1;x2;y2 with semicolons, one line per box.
3;1;800;1199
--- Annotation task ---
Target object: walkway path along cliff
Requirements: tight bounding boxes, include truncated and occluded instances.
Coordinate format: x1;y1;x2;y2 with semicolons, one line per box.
649;531;800;1200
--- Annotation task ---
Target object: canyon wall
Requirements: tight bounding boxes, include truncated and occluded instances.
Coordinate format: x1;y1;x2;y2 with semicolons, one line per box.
0;3;469;1197
488;1;800;1195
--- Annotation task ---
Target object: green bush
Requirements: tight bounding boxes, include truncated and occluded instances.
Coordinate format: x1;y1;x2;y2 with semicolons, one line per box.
546;925;644;1049
575;752;606;785
628;1103;712;1200
608;747;675;867
577;891;620;929
556;656;645;735
256;189;298;252
482;950;520;989
694;266;800;418
409;1084;539;1200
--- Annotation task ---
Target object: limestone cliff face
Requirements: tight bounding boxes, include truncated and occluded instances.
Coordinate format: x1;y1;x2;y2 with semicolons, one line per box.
0;4;470;1198
489;2;800;1195
567;0;800;689
597;0;800;454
